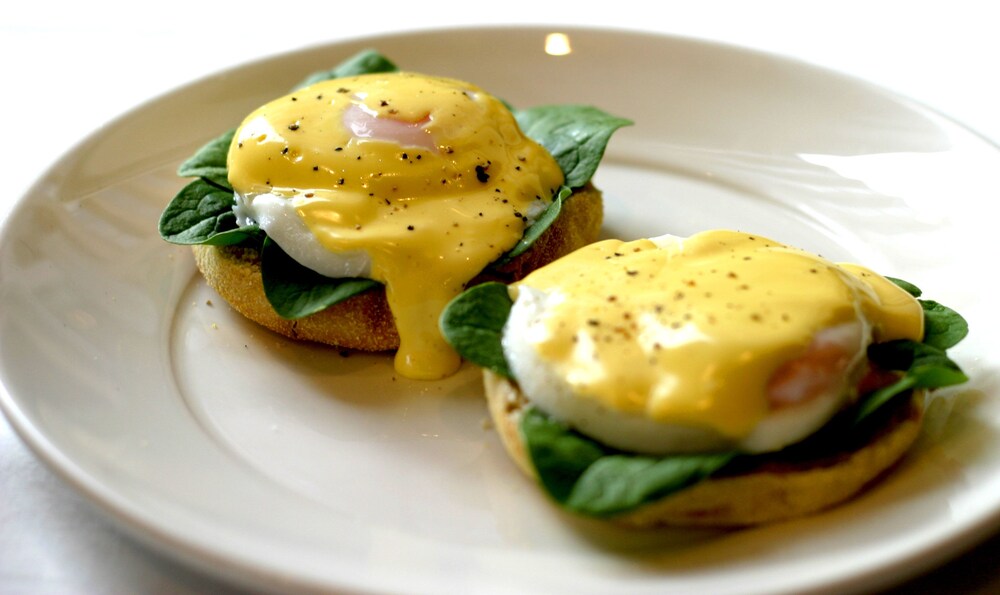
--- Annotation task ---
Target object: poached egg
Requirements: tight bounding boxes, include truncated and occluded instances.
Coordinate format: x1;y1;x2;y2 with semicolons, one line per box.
502;230;924;454
227;72;564;379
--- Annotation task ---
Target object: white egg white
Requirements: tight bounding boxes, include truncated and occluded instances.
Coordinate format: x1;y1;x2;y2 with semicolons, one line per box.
235;191;372;278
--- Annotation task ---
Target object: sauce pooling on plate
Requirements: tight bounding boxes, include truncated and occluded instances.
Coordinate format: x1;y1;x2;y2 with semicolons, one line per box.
503;230;924;454
228;73;564;379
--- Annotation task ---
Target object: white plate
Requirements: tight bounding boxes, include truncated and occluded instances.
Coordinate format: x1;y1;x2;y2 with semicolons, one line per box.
1;26;998;595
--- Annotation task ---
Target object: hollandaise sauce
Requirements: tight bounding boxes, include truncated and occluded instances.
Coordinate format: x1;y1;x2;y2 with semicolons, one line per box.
228;73;564;379
510;230;924;438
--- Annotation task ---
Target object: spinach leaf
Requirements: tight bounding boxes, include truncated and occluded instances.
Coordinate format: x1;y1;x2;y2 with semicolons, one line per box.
568;453;736;516
294;49;398;89
488;105;630;261
848;276;969;422
439;282;513;377
851;375;916;426
159;179;259;245
887;278;968;350
260;237;380;319
887;276;922;297
177;129;235;189
856;339;968;423
515;105;632;188
522;407;605;501
522;408;735;517
921;300;969;350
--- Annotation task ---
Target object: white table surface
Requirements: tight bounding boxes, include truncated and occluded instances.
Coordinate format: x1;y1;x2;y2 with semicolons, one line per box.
2;1;999;592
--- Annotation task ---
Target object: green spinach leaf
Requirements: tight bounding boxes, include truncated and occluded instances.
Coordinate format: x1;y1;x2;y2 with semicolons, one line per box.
522;407;735;517
887;278;968;350
515;105;632;189
921;300;969;350
848;277;969;423
886;277;922;298
159;179;259;245
260;238;380;319
439;282;513;377
857;338;969;423
293;49;398;89
486;105;630;261
177;128;235;189
521;407;605;501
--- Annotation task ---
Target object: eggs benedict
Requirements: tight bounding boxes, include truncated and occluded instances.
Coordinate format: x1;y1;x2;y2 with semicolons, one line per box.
159;51;628;380
441;229;969;526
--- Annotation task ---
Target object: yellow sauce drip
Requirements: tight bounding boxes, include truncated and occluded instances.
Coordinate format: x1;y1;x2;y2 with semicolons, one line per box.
511;230;924;437
228;73;564;379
